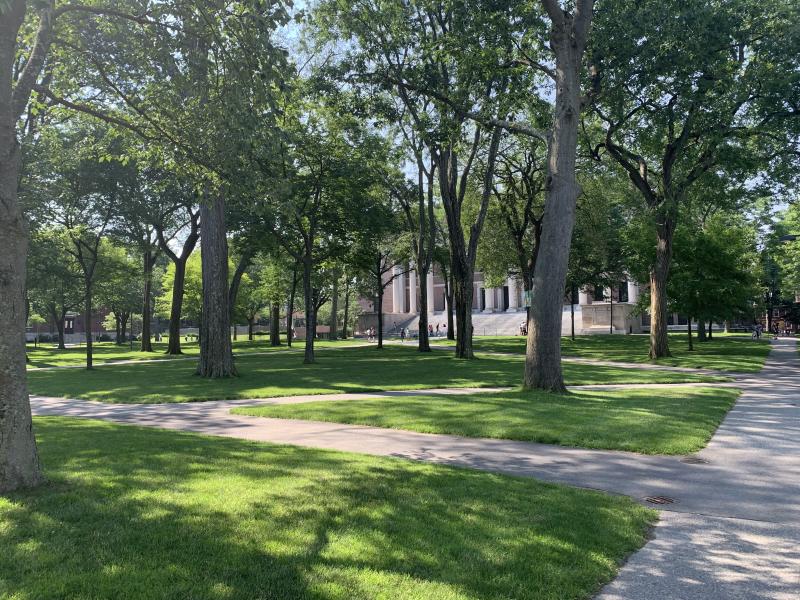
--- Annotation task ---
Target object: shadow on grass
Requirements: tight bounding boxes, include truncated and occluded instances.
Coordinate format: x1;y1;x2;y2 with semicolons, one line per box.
0;418;654;600
26;346;723;404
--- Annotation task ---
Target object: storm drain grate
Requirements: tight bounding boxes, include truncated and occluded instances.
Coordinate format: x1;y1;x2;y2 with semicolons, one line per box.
681;455;710;465
645;496;676;505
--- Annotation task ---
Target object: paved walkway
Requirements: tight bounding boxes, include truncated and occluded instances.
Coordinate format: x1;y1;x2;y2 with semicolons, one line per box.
30;340;799;599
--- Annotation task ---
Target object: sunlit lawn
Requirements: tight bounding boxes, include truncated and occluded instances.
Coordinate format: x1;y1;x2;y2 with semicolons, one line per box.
0;418;655;600
433;334;770;372
26;346;728;404
234;386;739;455
25;338;364;369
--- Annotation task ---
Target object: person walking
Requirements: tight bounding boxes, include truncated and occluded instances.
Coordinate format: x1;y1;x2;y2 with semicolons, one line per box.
400;328;406;343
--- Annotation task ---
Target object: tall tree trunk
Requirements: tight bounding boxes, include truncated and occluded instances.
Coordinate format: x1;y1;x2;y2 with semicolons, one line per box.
270;303;280;346
417;268;431;352
53;309;66;349
648;218;675;359
166;257;188;354
697;318;707;341
232;323;238;341
687;316;694;351
120;313;128;344
524;1;593;392
0;133;44;491
329;275;339;341
197;195;236;377
445;272;455;341
302;256;316;364
376;284;385;349
287;267;298;347
707;321;713;339
115;313;121;344
570;292;575;340
140;252;154;352
248;318;254;341
228;248;253;326
83;281;94;369
452;266;475;357
341;279;350;339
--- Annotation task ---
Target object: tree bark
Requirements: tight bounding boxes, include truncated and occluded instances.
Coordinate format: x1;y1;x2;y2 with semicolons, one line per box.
270;302;280;346
228;248;253;326
329;275;339;341
376;283;385;349
166;257;188;354
648;218;675;359
570;292;575;340
83;279;94;369
120;313;128;344
524;1;594;392
248;318;254;341
140;251;155;352
286;267;298;347
341;279;350;339
52;308;66;349
302;256;316;363
707;321;713;339
687;316;694;351
452;267;475;357
0;127;44;492
417;268;431;352
697;318;707;341
197;195;236;377
445;272;455;340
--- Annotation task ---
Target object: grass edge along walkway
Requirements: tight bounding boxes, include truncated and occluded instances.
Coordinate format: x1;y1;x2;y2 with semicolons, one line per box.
233;386;741;455
1;417;656;600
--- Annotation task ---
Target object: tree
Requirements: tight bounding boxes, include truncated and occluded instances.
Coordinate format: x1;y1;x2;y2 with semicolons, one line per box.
669;217;759;350
156;253;203;331
27;228;83;349
95;242;142;344
271;100;392;363
319;0;518;359
154;187;200;354
25;119;133;368
589;0;800;358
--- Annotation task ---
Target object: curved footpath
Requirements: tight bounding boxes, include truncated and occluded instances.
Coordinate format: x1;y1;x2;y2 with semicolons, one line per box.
31;339;800;599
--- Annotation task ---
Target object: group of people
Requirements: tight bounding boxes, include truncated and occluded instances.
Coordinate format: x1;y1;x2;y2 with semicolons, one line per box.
752;323;791;340
427;323;447;338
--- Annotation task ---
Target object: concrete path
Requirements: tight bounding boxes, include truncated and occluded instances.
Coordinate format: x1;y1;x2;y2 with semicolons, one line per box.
597;338;800;600
30;340;799;599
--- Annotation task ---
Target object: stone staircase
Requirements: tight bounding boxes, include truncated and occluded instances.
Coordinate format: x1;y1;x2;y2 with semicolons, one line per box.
390;305;583;337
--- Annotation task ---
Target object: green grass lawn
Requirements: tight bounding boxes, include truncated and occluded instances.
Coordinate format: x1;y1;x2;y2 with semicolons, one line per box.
27;345;728;404
25;338;364;369
0;418;655;600
434;334;770;372
234;386;740;455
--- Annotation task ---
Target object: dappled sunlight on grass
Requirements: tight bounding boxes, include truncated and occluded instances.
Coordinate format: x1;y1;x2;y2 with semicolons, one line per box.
453;334;770;372
0;418;655;599
26;345;726;403
234;387;740;455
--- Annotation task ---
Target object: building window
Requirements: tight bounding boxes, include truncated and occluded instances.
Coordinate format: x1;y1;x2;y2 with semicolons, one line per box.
65;318;74;334
593;286;605;301
618;283;628;303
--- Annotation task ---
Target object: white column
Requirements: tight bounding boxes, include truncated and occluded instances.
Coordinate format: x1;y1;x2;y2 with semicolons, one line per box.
426;272;435;313
627;280;639;304
579;289;591;305
392;267;405;313
508;278;519;310
483;287;495;312
408;269;417;313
